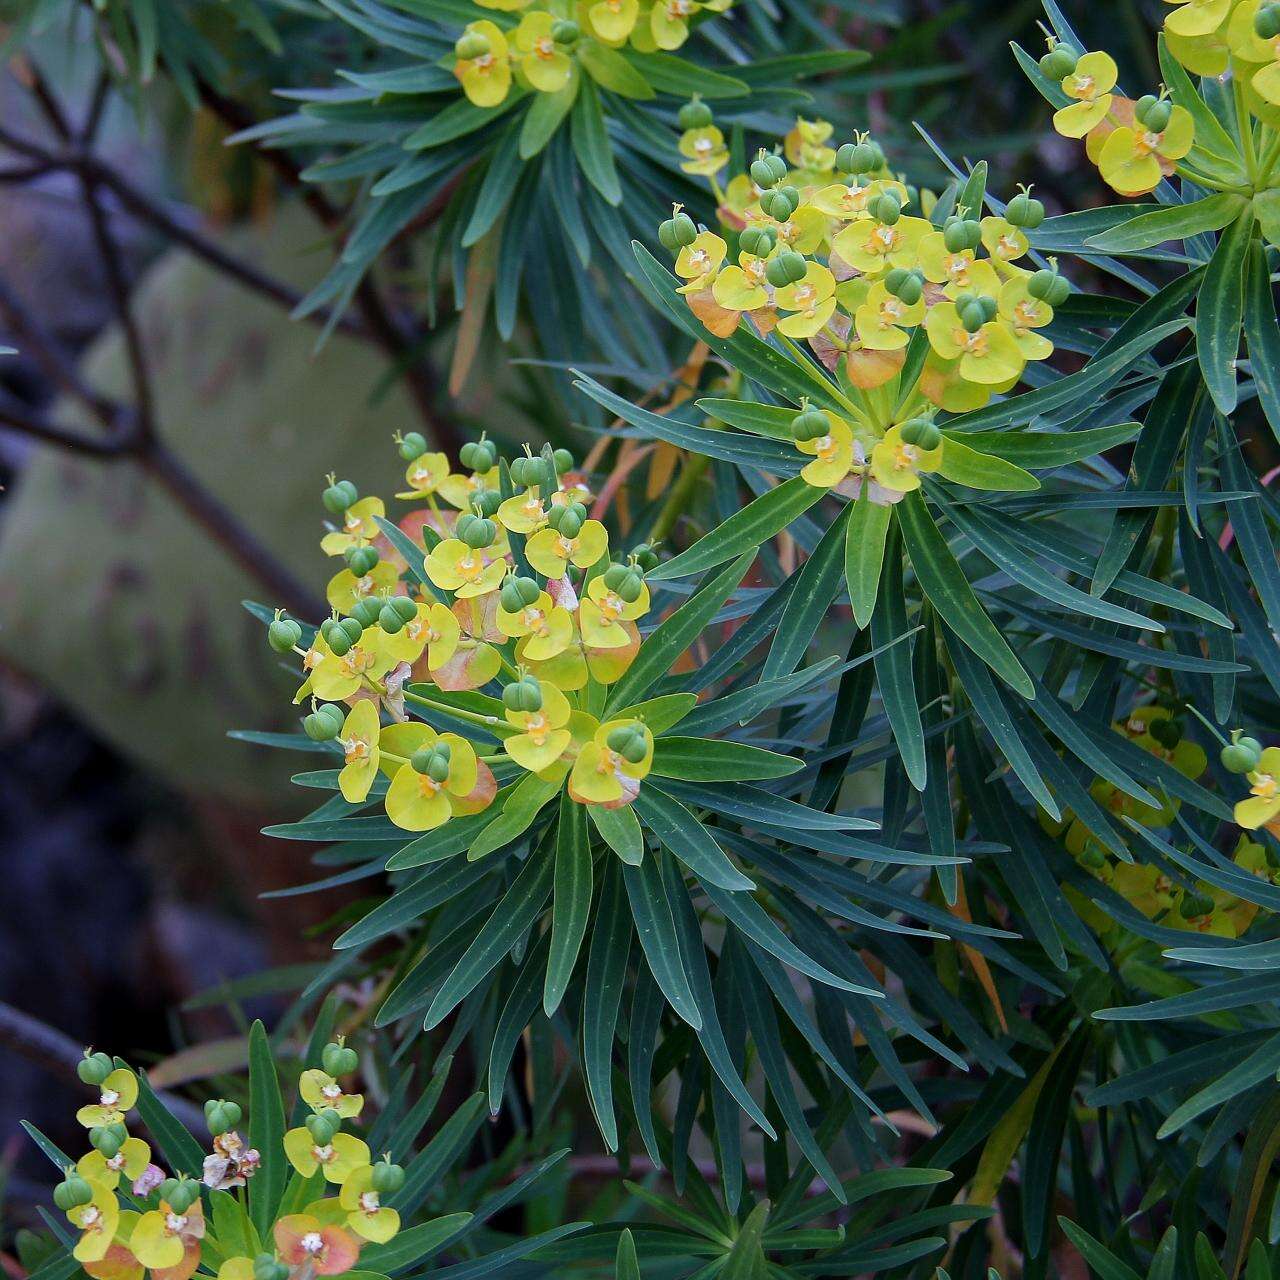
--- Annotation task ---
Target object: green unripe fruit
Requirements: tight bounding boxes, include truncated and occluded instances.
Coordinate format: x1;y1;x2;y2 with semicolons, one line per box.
1005;191;1045;229
1079;844;1107;870
1222;736;1263;773
304;706;344;741
632;543;660;571
158;1178;182;1205
78;1051;114;1086
337;616;365;644
346;546;381;578
320;618;339;642
760;188;798;221
764;250;806;287
1181;892;1216;920
870;193;901;225
379;604;405;634
1257;2;1280;38
322;483;351;515
557;509;583;540
791;405;828;442
671;212;698;247
268;618;301;653
461;517;497;549
978;295;998;322
658;219;680;253
305;1112;338;1146
54;1172;94;1211
455;30;490;59
322;1041;359;1076
1028;269;1070;307
509;456;533;487
835;140;871;174
899;418;942;450
959;300;988;333
617;569;644;603
943;215;982;252
1039;44;1078;81
351;599;383;628
678;97;713;129
390;596;418;624
336;480;359;508
204;1099;243;1136
91;1125;126;1159
885;267;923;304
398;431;427;461
327;630;352;657
1142;100;1172;133
458;441;485;471
750;157;779;189
551;18;580;45
739;225;776;257
371;1160;406;1194
1148;717;1183;749
167;1181;198;1213
603;563;629;592
553;448;574;474
606;725;647;762
504;676;544;714
1134;93;1159;120
474;490;502;518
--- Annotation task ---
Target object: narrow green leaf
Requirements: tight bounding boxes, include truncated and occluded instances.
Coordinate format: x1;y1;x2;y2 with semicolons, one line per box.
622;856;702;1029
543;796;592;1016
1244;239;1280;444
634;788;754;890
1085;194;1247;254
588;803;644;865
650;737;802;782
936;436;1040;491
248;1020;286;1239
570;78;620;205
1197;205;1253;413
845;484;891;629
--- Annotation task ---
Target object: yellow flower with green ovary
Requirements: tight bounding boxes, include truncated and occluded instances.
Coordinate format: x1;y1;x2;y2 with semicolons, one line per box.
283;1128;371;1183
385;730;482;831
78;1137;151;1190
795;415;855;489
68;1184;121;1263
831;215;929;276
396;452;450;502
998;277;1055;362
336;701;381;804
1098;106;1195;195
312;632;396;703
1165;0;1234;35
674;230;727;287
340;1165;401;1243
1053;52;1119;138
380;599;434;666
515;11;573;92
569;719;653;805
504;682;574;772
712;253;770;314
811;177;907;222
1111;862;1177;921
425;538;508;598
774;204;829;255
774;263;837;339
321;497;385;558
855;281;924;351
651;0;700;50
326;560;400;614
980;216;1030;264
422;599;504;691
497;590;575;659
581;574;651;649
679;125;729;175
455;21;512;108
784;117;837;173
870;424;943;494
130;1200;204;1274
925;303;1025;386
438;466;499;511
1235;746;1280;828
584;0;639;43
526;519;609;577
497;487;551;534
76;1069;138;1128
300;1067;365;1118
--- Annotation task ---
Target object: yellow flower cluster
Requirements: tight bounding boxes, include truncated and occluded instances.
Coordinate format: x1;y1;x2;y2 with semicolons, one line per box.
276;440;662;834
57;1040;403;1280
660;115;1069;498
1041;38;1195;196
454;0;732;106
1042;706;1268;939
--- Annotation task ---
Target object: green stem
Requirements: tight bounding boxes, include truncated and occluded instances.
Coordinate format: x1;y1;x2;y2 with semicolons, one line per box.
402;688;505;731
1173;164;1252;196
1235;74;1260;186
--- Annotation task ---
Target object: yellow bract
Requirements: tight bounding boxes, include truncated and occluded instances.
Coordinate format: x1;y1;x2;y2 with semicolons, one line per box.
455;21;512;108
1053;52;1119;138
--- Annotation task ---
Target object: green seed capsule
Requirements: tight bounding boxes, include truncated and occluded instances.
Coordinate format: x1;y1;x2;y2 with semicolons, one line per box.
398;431;427;461
617;570;644;603
739;226;775;257
632;543;660;571
204;1098;243;1136
959;300;988;334
557;509;583;540
1148;717;1183;749
672;213;698;247
351;599;383;628
54;1172;95;1211
461;517;496;549
304;708;340;741
1181;892;1216;920
390;596;418;623
504;676;544;713
91;1125;126;1159
678;97;713;129
602;563;629;592
1039;45;1078;81
1005;192;1045;229
900;419;942;450
268;619;301;653
78;1051;114;1086
338;617;365;644
346;546;380;577
371;1160;406;1195
791;405;829;442
379;605;405;634
1142;100;1172;132
455;30;490;59
1258;2;1280;37
305;1112;337;1146
1222;736;1263;773
870;193;901;225
322;483;350;515
553;448;574;474
551;18;580;45
322;1041;359;1076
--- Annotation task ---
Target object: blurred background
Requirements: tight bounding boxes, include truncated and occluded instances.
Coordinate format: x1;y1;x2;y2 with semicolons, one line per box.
0;0;1197;1236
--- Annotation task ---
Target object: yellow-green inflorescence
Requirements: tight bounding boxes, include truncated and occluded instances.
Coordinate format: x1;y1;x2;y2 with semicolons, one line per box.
657;113;1071;502
56;1038;404;1280
272;440;662;835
